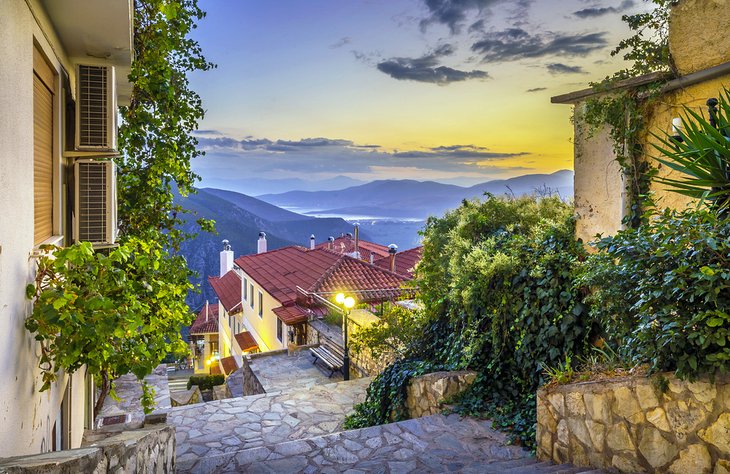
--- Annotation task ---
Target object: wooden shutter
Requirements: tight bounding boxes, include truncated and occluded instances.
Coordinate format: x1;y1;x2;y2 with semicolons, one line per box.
33;46;55;245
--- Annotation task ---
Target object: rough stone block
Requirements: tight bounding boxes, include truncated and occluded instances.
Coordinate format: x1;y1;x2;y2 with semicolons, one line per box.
646;407;671;432
668;444;711;474
635;383;659;410
699;413;730;453
606;422;634;452
584;392;609;421
613;386;643;423
639;426;678;469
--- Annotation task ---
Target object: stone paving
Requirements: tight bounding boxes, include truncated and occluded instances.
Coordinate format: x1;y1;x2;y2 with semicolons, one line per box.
249;349;344;392
179;413;605;473
171;377;370;472
96;364;171;425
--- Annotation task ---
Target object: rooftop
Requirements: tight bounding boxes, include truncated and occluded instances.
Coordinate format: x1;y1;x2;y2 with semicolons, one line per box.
208;271;242;314
189;303;219;335
373;246;423;279
315;235;390;262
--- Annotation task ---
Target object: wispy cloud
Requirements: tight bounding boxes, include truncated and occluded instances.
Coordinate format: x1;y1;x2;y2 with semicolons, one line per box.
546;62;586;75
526;87;547;93
330;37;351;49
573;0;634;18
471;28;608;62
376;44;489;85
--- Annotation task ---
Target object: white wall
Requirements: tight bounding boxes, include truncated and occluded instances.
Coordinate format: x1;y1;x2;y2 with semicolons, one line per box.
0;0;85;456
238;271;286;352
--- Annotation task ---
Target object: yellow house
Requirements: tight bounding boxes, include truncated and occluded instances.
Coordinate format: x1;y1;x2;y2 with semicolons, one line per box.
0;0;131;455
552;0;730;243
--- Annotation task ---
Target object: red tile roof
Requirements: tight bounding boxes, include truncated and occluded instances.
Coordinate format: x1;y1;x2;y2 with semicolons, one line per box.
190;303;219;335
210;365;222;375
219;355;238;376
235;246;409;313
209;271;242;314
315;236;390;262
234;332;259;352
272;304;312;325
373;246;423;279
234;247;341;306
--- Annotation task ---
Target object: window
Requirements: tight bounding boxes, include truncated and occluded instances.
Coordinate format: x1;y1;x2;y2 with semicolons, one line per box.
33;45;56;245
277;319;283;343
243;277;248;301
258;291;263;318
249;284;254;308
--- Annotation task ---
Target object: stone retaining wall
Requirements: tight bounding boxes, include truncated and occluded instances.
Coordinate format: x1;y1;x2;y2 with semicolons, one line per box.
406;371;477;418
537;373;730;473
0;425;175;473
170;386;202;407
241;353;269;395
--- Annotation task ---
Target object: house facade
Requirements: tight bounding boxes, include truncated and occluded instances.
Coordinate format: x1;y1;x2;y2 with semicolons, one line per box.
552;0;730;244
0;0;132;455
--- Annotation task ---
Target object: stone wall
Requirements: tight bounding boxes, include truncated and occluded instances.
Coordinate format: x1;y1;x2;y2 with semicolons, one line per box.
170;387;202;407
240;354;267;396
537;373;730;473
406;371;477;419
0;425;175;473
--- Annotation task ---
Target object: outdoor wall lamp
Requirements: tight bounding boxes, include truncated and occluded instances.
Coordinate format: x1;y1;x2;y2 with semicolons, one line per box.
335;292;356;381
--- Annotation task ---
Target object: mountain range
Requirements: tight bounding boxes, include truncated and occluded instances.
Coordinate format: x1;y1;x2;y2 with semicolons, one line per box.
258;170;573;219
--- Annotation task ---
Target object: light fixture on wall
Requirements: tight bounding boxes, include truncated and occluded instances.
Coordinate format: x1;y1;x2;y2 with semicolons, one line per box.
671;117;684;143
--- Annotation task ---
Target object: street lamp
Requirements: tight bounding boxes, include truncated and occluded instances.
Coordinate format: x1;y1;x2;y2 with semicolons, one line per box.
335;292;355;381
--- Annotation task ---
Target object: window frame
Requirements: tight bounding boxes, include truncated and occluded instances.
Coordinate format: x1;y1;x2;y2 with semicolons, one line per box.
258;291;263;318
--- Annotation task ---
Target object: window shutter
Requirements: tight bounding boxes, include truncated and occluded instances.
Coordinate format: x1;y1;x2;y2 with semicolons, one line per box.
33;47;55;245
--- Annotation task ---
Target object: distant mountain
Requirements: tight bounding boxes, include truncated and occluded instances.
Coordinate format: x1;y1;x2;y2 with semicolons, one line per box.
258;170;574;219
176;188;361;310
197;175;367;196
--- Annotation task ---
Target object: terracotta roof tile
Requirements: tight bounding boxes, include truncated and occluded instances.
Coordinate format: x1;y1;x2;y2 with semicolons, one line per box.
234;332;259;352
190;304;219;335
272;305;311;325
210;365;222;375
315;236;390;261
209;271;242;314
313;256;408;302
219;356;238;376
373;246;423;279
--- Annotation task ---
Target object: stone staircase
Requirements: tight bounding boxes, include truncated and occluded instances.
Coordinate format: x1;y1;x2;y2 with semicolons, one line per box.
170;378;605;473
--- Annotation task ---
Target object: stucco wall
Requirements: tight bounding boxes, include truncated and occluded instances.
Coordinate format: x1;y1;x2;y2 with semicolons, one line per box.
668;0;730;76
0;0;89;456
537;374;730;473
239;270;286;352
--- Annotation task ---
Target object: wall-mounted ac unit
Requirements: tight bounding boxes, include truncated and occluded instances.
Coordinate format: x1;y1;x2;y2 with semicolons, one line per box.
75;64;117;151
73;159;117;246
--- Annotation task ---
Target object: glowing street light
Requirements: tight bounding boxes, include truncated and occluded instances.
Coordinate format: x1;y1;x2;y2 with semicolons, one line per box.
335;292;356;380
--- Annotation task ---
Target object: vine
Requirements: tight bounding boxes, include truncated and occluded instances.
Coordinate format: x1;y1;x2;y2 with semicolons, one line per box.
581;0;674;227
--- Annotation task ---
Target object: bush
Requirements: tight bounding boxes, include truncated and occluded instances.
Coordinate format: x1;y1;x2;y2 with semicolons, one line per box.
581;207;730;380
347;195;595;448
187;374;225;391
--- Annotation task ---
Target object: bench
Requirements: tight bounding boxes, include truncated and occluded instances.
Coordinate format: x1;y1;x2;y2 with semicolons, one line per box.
309;342;345;377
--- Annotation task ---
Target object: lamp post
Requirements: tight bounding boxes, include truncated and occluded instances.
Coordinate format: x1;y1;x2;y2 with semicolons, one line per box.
335;292;355;381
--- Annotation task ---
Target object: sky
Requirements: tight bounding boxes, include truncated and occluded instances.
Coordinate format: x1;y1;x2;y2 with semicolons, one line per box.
188;0;644;194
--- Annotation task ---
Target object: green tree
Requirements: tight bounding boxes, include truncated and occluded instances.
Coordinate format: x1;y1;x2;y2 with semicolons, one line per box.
25;0;213;416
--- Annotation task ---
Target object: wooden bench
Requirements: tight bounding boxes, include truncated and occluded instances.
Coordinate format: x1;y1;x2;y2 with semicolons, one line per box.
309;342;345;377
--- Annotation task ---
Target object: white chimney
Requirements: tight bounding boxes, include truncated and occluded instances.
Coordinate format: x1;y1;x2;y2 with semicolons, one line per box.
205;300;209;322
257;232;267;254
310;234;316;250
353;223;360;259
388;244;398;273
328;236;335;250
220;239;234;276
370;253;374;264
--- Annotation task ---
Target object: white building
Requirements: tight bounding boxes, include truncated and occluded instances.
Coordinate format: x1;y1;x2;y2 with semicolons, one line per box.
0;0;132;455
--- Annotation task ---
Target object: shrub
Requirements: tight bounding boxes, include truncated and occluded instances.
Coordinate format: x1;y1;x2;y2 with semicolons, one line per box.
581;207;730;380
187;374;225;391
347;195;595;448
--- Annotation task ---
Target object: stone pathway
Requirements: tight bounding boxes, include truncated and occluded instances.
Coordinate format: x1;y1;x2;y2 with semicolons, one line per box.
179;413;606;473
171;377;371;472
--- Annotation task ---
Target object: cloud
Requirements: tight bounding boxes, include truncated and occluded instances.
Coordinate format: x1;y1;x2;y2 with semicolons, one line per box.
376;44;489;85
546;62;586;75
419;0;496;34
574;0;634;18
330;37;351;49
471;28;608;62
526;87;547;93
194;133;531;181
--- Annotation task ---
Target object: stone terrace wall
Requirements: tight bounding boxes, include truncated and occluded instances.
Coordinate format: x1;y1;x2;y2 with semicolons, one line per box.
537;373;730;473
407;371;477;418
0;425;175;473
241;354;266;396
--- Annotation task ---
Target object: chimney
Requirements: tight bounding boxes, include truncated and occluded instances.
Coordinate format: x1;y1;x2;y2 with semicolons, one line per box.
328;236;335;250
353;223;360;259
370;253;374;264
220;239;234;276
205;300;209;322
388;244;398;273
257;232;267;254
310;234;316;250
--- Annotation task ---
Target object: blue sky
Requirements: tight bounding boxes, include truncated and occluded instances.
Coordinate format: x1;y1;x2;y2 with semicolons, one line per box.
188;0;643;194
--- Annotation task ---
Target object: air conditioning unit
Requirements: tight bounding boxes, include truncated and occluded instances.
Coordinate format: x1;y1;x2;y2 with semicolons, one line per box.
75;64;117;151
73;159;118;246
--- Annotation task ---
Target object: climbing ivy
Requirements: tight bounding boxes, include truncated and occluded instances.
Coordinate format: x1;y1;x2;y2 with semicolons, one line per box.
346;196;595;449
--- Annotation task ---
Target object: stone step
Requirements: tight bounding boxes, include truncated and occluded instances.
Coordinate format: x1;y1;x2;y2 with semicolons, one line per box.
177;413;532;473
170;377;371;471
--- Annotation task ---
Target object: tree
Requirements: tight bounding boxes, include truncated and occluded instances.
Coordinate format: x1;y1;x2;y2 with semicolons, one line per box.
26;0;214;417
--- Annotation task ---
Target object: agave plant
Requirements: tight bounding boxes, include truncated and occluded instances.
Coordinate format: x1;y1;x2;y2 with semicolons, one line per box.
652;88;730;212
